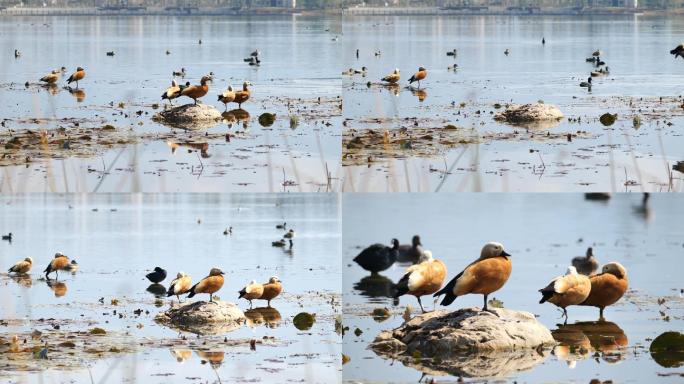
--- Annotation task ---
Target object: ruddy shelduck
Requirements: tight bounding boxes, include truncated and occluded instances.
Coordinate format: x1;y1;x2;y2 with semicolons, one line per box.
579;262;628;318
233;81;251;108
394;250;447;313
67;67;85;89
8;257;32;274
188;267;225;303
180;75;211;105
217;86;236;111
258;276;282;307
40;70;60;85
161;79;181;105
408;67;427;88
381;68;400;84
238;280;264;308
572;247;599;276
167;272;192;303
44;252;70;280
434;242;511;312
539;266;591;322
283;229;295;247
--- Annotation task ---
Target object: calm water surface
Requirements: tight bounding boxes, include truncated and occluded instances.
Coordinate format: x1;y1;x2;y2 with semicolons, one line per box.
342;15;684;192
0;193;341;383
343;193;684;383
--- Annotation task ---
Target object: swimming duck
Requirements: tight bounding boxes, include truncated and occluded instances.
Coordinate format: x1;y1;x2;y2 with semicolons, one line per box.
446;49;457;57
258;276;282;307
180;75;211;105
250;49;259;57
394;250;447;313
232;81;251;108
40;70;60;85
342;68;355;76
504;48;510;55
408;67;427;88
539;266;591;323
542;37;546;45
238;280;264;309
381;68;400;84
172;68;186;77
276;222;287;229
434;242;512;312
8;257;32;274
14;49;20;58
353;66;367;75
161;79;181;105
353;238;399;274
2;232;12;241
146;267;167;284
447;64;458;71
571;247;599;276
44;252;70;280
580;77;592;87
271;239;287;247
579;262;628;318
106;51;115;56
217;85;235;111
188;268;225;303
167;272;192;303
248;56;261;66
66;67;85;89
397;235;423;263
283;229;295;247
670;43;684;59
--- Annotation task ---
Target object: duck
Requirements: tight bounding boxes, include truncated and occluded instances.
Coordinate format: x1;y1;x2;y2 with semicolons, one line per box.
276;222;287;230
238;280;264;309
65;260;79;273
580;77;592;87
542;37;546;45
381;68;400;84
571;247;599;276
579;262;628;318
434;242;512;312
166;272;192;303
670;43;684;59
353;66;367;75
539;266;592;323
408;67;427;88
40;70;60;85
145;267;167;284
161;79;182;105
447;64;458;71
232;81;251;108
66;67;86;89
217;86;235;111
258;276;282;307
187;267;225;303
44;252;70;280
250;49;260;57
353;238;399;274
283;229;296;247
2;232;12;241
14;49;20;58
106;51;115;56
179;75;211;105
271;239;287;247
8;257;32;274
247;56;261;66
446;49;457;56
172;68;186;77
342;68;355;76
504;48;510;55
596;59;606;66
394;250;447;313
397;235;423;263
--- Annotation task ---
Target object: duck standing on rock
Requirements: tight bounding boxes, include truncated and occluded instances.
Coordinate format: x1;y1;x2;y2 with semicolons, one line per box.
238;280;264;309
146;267;167;284
161;79;182;105
571;247;599;276
353;238;399;274
232;81;251;108
579;262;628;318
167;272;192;303
44;252;71;280
434;242;512;312
188;267;225;303
258;276;282;307
394;250;447;313
180;75;211;105
539;266;591;323
66;67;85;89
408;67;427;88
217;85;235;111
8;257;33;274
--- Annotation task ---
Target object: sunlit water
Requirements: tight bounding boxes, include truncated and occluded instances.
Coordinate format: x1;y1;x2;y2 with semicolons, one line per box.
0;193;341;383
343;193;684;383
0;15;342;193
342;15;684;192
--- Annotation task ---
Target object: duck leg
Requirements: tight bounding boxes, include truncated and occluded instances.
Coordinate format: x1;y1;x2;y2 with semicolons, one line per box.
289;239;293;248
563;308;568;325
267;299;272;308
416;296;426;313
482;294;488;311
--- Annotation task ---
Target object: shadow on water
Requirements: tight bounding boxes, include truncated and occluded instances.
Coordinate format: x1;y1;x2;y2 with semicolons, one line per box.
552;320;628;367
353;274;396;300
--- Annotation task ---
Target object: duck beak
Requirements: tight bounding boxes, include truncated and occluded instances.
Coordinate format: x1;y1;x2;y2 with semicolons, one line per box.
501;250;511;257
220;271;225;275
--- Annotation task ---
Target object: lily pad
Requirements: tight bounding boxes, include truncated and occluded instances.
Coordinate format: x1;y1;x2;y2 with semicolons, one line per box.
293;312;316;331
650;331;684;368
599;113;618;126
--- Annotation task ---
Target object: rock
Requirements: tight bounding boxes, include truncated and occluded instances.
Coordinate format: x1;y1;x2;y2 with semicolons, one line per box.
494;103;564;129
599;112;618;126
152;103;221;129
370;308;555;378
155;300;246;335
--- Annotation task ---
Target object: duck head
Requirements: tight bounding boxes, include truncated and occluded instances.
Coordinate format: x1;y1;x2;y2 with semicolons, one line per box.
209;267;225;276
602;262;627;279
412;235;421;247
481;241;510;259
268;276;281;284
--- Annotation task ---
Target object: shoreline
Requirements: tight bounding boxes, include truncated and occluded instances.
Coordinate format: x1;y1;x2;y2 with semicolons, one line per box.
0;6;341;17
342;6;683;17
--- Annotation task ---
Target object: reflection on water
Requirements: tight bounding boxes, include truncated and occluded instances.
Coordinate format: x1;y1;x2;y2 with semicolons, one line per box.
170;348;192;363
147;283;167;298
552;321;628;367
353;274;396;300
409;87;427;102
649;331;684;368
9;274;32;288
46;280;67;298
67;88;86;102
245;307;282;329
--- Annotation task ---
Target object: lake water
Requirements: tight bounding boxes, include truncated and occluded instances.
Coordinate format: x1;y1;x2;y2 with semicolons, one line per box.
0;193;341;383
0;15;342;193
342;15;684;192
343;193;684;383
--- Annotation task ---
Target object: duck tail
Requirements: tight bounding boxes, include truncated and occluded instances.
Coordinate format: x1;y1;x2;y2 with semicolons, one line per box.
166;283;176;297
433;274;458;306
393;274;409;299
187;283;198;298
539;286;554;304
238;287;247;299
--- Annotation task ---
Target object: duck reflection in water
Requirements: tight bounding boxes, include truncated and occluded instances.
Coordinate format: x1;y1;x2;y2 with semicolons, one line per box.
552;320;628;367
68;87;86;102
46;280;67;297
170;348;192;363
147;283;167;298
168;141;211;159
244;307;282;329
409;87;427;102
196;350;224;383
10;274;32;288
353;274;396;299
